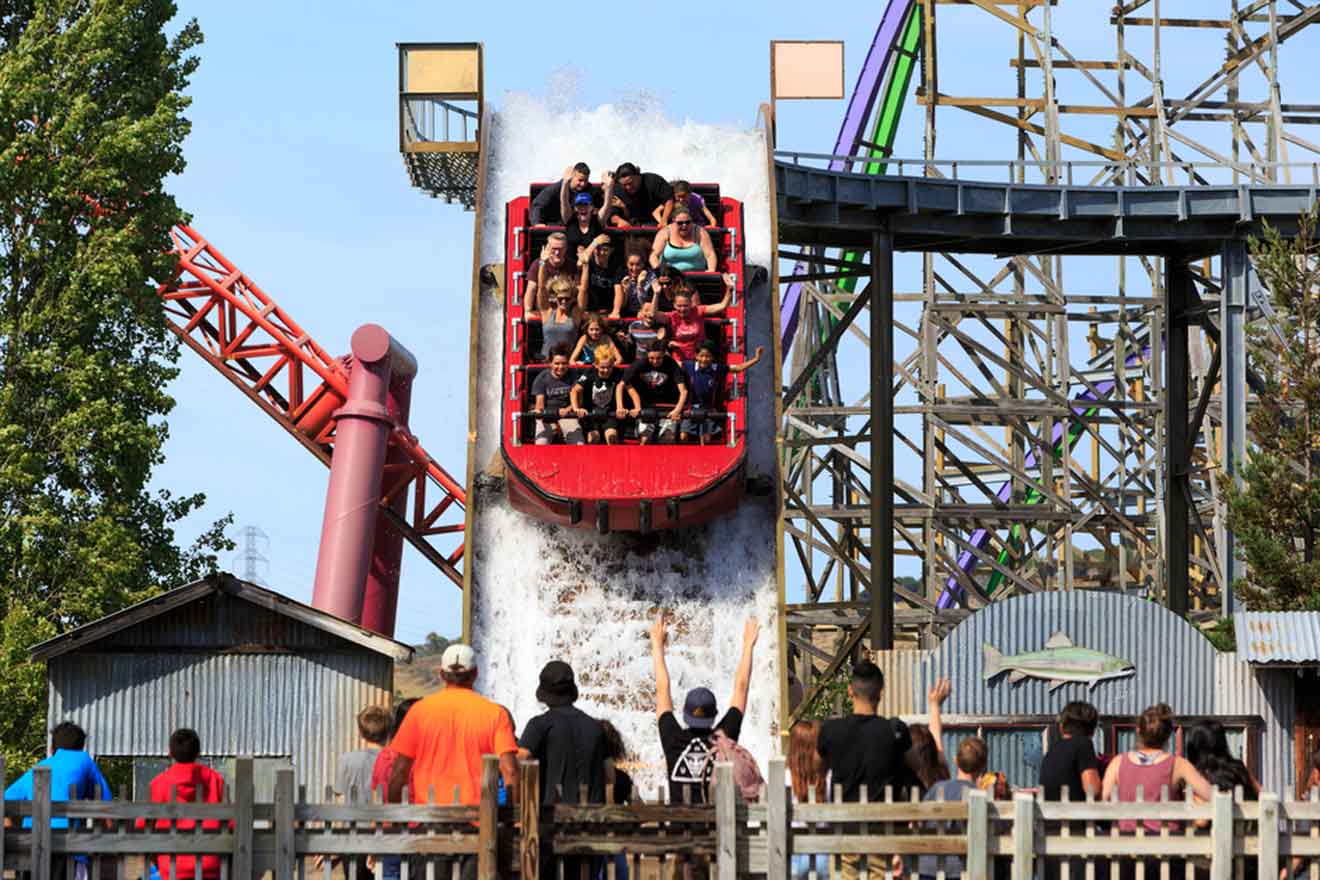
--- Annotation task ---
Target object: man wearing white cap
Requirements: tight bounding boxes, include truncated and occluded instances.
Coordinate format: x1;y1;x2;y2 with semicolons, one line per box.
387;644;518;877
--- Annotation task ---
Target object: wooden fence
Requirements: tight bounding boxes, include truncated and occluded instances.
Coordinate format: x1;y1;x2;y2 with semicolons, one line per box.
6;756;1320;880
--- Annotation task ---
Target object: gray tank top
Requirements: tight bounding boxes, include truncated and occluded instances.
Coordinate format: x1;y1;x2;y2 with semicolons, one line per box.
541;311;579;360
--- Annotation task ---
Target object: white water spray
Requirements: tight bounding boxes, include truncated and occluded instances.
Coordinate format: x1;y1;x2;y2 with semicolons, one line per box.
469;90;779;795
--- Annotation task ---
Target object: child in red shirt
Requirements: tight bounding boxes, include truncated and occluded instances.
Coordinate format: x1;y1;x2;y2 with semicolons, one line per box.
138;728;226;880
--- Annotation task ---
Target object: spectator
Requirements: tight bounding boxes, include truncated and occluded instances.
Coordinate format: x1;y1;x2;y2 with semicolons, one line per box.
138;728;226;880
573;347;624;444
1101;703;1212;834
910;737;989;880
371;698;421;801
337;705;392;802
626;302;670;359
1039;701;1101;802
680;341;763;444
531;345;584;446
608;162;673;227
598;720;635;805
388;644;518;880
571;313;622;365
650;612;760;805
649;207;717;272
671;180;717;227
903;679;952;796
788;720;828;880
663;276;734;363
622;339;688;444
651;265;685;312
528;162;598;226
1185;720;1258;798
564;191;609;258
532;276;582;361
615;242;657;319
5;722;112;879
519;660;607;806
578;235;623;315
525;233;576;312
816;662;912;880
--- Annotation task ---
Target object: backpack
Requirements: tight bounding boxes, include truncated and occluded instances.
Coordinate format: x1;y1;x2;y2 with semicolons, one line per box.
703;729;765;802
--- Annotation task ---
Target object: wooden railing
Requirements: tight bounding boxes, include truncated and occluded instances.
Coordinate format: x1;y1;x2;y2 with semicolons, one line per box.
6;756;1320;879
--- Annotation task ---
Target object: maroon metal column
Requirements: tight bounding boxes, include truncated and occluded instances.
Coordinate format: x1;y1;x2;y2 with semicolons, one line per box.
360;374;413;636
311;324;418;623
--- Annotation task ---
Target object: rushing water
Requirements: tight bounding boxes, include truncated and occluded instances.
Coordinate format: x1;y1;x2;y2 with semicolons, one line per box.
468;93;779;794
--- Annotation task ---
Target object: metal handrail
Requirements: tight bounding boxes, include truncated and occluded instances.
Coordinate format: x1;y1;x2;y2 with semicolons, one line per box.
773;151;1320;186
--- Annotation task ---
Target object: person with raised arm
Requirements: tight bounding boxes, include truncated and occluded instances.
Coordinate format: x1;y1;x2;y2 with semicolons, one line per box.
528;162;594;226
650;612;760;806
680;341;763;444
661;274;735;363
524;233;576;313
649;207;717;272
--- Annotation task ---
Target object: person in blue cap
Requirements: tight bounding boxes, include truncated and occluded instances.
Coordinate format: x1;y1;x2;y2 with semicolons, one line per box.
649;612;759;805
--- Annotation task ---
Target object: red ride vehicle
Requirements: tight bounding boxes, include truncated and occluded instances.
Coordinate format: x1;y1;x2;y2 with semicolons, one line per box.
501;181;751;533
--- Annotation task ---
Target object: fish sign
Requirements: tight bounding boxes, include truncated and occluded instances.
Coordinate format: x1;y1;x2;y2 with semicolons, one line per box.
983;632;1135;691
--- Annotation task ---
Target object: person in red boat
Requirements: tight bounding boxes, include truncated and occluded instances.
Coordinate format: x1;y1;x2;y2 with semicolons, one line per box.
532;346;584;446
572;347;624;444
663;275;734;363
621;339;687;444
525;233;576;312
680;341;763;445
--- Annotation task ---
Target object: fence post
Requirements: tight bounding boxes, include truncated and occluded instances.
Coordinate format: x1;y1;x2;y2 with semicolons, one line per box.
716;763;736;880
519;760;540;880
32;765;50;880
1211;789;1233;880
1011;792;1034;880
767;759;787;880
233;757;254;880
478;755;499;880
274;767;295;880
1259;792;1279;880
967;789;989;880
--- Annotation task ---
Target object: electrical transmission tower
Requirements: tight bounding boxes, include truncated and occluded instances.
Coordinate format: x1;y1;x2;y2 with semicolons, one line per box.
233;525;270;585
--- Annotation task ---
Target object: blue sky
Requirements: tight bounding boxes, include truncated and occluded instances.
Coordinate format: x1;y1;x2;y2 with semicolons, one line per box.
156;1;1320;643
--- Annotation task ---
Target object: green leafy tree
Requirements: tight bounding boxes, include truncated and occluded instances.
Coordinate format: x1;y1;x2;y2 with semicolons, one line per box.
1225;210;1320;610
0;0;229;771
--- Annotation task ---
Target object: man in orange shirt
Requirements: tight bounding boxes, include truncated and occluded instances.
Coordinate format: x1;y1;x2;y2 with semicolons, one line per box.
387;644;518;877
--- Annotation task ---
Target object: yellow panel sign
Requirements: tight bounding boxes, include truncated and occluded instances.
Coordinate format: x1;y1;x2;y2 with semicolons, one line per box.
405;46;480;96
772;40;845;100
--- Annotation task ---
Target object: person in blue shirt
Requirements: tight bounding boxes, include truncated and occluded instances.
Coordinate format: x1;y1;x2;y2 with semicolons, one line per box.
6;721;113;828
680;341;763;444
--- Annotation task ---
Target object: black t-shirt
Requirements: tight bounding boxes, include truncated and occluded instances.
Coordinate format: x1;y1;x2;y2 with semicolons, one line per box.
582;262;618;313
531;370;575;413
576;368;621;411
519;705;607;805
817;715;912;802
564;216;604;258
529;181;602;225
658;708;743;805
616;173;673;225
623;357;687;407
1039;735;1099;802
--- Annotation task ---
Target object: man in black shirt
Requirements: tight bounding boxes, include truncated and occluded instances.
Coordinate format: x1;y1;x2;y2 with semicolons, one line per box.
608;162;673;227
1039;701;1100;801
621;340;687;444
650;612;760;806
518;660;607;804
528;162;604;226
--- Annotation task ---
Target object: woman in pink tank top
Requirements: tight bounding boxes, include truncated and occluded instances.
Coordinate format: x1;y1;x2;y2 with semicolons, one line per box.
1101;703;1213;833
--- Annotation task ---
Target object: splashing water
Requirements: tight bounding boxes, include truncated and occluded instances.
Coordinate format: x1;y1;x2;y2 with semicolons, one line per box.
469;96;779;795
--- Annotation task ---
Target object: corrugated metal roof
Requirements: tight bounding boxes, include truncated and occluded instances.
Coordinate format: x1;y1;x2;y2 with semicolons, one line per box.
30;573;414;662
921;592;1218;716
1214;653;1296;797
1234;612;1320;664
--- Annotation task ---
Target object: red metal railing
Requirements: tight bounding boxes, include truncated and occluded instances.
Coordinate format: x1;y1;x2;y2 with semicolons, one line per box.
158;225;466;588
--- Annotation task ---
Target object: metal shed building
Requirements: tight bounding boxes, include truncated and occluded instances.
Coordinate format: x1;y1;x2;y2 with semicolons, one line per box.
31;572;413;799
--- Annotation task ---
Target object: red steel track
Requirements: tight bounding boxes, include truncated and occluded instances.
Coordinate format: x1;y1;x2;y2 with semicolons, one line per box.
157;225;466;587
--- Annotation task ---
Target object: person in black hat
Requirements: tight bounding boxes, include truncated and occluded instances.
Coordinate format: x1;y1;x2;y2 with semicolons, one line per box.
650;612;760;805
517;660;608;806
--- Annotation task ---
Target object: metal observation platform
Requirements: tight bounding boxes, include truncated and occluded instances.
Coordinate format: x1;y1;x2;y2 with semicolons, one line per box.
772;152;1318;647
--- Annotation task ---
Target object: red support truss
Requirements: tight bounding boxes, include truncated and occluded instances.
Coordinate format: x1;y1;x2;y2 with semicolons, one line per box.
158;225;466;588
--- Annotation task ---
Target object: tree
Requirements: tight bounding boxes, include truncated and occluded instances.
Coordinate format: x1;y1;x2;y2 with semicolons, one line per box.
1225;209;1320;610
0;0;229;771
